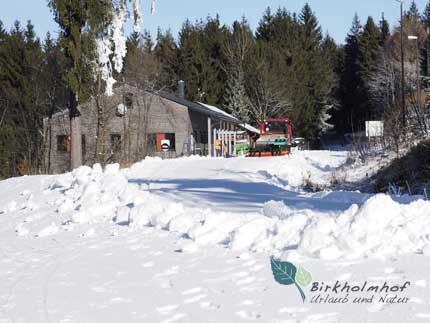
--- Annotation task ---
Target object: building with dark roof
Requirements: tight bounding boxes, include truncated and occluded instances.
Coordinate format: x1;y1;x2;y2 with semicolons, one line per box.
43;83;247;174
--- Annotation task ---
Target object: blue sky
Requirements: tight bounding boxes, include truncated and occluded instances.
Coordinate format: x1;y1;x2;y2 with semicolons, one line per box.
1;1;429;44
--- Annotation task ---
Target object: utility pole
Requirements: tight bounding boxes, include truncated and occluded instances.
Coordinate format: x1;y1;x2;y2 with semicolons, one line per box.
428;0;430;76
416;39;421;99
398;0;407;129
428;32;430;76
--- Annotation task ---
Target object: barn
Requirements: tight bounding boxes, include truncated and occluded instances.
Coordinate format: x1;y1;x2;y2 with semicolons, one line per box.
43;83;256;174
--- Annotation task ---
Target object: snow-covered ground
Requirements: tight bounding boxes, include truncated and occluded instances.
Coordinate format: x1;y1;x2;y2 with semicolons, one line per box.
1;151;429;322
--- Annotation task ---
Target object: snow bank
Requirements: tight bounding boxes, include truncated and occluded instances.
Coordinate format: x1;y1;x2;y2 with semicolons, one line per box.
44;163;430;259
264;195;430;259
262;150;347;187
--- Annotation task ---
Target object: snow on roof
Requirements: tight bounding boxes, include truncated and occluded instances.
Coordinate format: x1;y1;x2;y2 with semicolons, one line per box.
158;95;240;123
198;102;239;121
241;123;260;134
197;103;260;134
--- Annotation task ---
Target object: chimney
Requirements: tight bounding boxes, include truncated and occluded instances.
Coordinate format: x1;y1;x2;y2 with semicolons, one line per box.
178;80;185;99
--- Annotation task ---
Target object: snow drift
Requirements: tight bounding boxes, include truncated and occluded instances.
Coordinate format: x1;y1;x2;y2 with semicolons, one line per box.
31;160;430;260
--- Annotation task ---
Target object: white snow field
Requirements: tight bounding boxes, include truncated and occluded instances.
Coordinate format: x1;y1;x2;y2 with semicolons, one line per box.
1;151;430;323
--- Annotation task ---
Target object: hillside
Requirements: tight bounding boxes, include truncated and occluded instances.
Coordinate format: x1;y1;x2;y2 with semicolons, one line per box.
374;140;430;196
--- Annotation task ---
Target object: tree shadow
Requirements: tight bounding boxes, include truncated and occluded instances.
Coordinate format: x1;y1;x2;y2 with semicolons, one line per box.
128;177;358;213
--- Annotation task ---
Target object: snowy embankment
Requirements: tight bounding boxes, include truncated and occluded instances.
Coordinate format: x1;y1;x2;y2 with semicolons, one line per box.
4;151;430;261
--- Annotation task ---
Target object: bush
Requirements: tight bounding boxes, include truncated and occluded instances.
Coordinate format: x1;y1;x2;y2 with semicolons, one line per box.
302;171;325;192
330;170;347;186
374;140;430;195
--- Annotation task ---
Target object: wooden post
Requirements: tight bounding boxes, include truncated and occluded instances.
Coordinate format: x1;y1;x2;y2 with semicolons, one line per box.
213;127;217;156
233;128;237;157
228;124;232;156
221;129;224;157
207;117;212;157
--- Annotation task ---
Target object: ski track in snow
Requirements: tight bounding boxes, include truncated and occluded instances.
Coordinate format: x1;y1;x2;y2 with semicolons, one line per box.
0;152;429;322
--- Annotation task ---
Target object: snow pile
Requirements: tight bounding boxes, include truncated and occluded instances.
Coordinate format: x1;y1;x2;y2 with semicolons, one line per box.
48;163;204;230
246;150;347;188
263;195;430;259
45;163;430;259
49;164;131;225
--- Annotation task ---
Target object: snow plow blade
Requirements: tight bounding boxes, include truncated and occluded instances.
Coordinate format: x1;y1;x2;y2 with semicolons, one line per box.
247;150;290;157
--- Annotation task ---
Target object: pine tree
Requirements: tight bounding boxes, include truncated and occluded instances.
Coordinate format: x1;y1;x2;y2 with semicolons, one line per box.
406;1;420;21
379;14;390;46
0;20;5;41
322;34;339;68
256;7;272;41
321;34;341;131
423;2;430;26
299;3;322;48
126;32;141;58
200;16;228;105
154;28;178;89
359;17;381;80
422;3;430;77
0;20;50;176
289;4;335;141
358;17;382;121
335;14;363;134
0;23;20;177
142;30;154;54
176;19;206;101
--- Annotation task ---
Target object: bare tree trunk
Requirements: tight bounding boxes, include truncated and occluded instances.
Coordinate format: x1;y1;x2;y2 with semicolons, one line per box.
95;99;106;165
141;92;152;157
120;108;130;165
135;96;143;160
70;116;82;169
95;78;107;165
47;117;52;174
70;92;82;170
0;103;7;130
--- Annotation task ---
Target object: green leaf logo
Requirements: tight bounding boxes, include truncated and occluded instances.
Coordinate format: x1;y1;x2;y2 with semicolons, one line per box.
270;257;307;302
295;265;312;287
270;257;297;285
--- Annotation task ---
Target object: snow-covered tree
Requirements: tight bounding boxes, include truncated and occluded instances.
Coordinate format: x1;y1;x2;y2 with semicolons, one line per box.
49;0;154;169
223;19;253;122
224;65;250;122
97;0;156;96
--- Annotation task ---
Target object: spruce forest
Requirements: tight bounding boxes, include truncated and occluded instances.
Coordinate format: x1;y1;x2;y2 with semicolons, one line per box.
0;2;429;178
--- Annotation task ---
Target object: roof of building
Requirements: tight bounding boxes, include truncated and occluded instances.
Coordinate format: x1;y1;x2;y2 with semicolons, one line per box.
240;123;260;134
158;92;241;124
198;102;239;121
46;85;253;128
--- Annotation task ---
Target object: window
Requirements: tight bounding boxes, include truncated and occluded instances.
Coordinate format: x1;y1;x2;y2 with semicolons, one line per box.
124;92;133;108
262;121;288;134
146;134;157;154
110;134;122;153
153;133;176;152
165;133;176;152
57;135;85;155
57;135;68;152
199;131;208;143
82;135;86;156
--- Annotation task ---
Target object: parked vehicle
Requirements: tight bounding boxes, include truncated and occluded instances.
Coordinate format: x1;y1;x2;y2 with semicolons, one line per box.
248;118;293;157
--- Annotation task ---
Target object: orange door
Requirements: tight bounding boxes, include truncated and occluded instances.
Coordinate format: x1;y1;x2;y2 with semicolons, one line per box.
156;133;166;152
